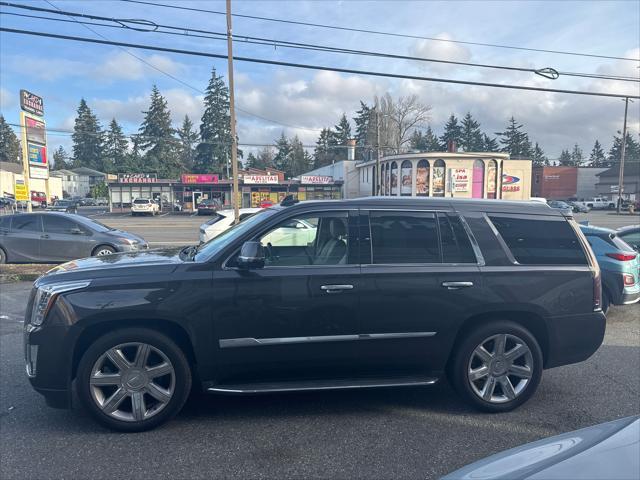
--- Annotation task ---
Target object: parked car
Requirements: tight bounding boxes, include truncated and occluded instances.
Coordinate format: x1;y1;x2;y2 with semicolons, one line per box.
199;208;263;243
547;200;573;216
31;191;47;208
95;197;109;206
131;198;160;216
0;212;147;264
46;199;79;214
24;197;606;431
567;200;590;213
197;198;222;215
0;196;16;209
259;199;275;208
574;197;616;210
580;223;639;312
617;225;640;252
443;415;639;480
83;198;97;207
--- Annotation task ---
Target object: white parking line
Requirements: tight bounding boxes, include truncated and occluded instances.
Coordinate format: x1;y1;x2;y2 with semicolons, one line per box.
159;212;170;217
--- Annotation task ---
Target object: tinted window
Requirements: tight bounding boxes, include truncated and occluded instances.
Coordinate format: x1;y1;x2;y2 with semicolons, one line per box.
0;216;10;232
133;199;150;204
489;215;587;265
438;213;477;263
11;215;41;233
43;215;81;234
370;211;439;264
619;231;640;248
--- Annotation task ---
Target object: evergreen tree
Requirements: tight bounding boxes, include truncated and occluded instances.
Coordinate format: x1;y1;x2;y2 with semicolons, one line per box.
459;113;484;152
289;135;311;177
482;134;500;152
127;135;144;173
0;115;21;163
333;113;352;159
245;152;258;169
103;119;128;174
313;128;339;168
52;146;70;170
409;126;442;152
559;149;572;166
353;101;374;161
71;99;104;170
409;131;425;151
195;67;232;174
496;117;533;159
177;115;198;172
531;142;548;166
138;86;179;178
570;143;584;166
440;114;462;150
608;131;640;167
588;140;606;167
273;132;292;175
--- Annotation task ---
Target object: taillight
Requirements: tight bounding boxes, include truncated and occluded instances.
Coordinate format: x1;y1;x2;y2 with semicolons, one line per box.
606;253;637;261
623;274;636;286
593;269;602;312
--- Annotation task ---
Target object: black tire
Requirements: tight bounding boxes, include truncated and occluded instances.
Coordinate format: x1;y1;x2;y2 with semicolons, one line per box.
92;245;116;256
0;246;7;264
77;327;192;432
448;320;543;413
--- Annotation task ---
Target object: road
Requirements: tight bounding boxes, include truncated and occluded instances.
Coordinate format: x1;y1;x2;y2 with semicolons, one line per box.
1;281;638;479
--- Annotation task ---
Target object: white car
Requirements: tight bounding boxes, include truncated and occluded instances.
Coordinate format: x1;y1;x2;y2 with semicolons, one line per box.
261;218;317;247
199;208;263;243
131;198;160;216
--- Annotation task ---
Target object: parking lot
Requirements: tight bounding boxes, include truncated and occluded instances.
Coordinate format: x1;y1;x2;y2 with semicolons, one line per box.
0;279;638;479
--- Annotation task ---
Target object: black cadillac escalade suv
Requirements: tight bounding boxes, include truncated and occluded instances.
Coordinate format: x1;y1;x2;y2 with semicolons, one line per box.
25;197;605;431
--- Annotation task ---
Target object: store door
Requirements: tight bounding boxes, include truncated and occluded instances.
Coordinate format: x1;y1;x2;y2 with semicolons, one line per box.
192;191;203;212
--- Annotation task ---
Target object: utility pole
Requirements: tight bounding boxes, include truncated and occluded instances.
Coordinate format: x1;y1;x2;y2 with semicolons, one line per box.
226;0;240;224
376;108;381;195
616;97;630;214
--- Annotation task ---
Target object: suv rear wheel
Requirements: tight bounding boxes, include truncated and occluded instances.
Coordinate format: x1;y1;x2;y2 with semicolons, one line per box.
449;321;543;412
77;328;192;431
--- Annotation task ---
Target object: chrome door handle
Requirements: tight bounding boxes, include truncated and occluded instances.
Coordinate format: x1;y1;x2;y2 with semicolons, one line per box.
321;284;354;293
442;281;473;290
41;234;49;239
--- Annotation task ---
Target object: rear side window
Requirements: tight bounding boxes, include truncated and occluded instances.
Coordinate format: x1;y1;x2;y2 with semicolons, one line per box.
438;213;477;263
488;215;587;265
42;215;81;234
370;211;439;264
0;216;10;232
11;215;42;233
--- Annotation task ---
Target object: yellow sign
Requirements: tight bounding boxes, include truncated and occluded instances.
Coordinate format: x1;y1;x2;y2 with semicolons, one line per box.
15;179;28;201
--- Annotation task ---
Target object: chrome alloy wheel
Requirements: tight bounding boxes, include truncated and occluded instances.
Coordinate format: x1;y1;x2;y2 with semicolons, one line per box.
89;343;175;422
95;248;114;256
467;334;534;404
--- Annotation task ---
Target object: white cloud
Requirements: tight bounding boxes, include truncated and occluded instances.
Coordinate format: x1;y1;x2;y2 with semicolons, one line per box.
0;87;14;111
411;33;473;73
93;52;186;81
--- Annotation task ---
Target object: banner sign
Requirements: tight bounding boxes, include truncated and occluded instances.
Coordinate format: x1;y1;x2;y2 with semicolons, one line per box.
117;173;158;183
14;179;28;201
300;175;333;184
25;116;46;145
29;165;49;180
502;173;522;193
181;173;219;184
27;143;47;166
243;175;279;184
20;90;44;117
452;168;469;192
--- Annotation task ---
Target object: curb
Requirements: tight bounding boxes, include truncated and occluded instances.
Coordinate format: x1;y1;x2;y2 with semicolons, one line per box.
0;273;40;283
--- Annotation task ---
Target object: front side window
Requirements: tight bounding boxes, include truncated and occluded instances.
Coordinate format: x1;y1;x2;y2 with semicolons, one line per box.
489;215;587;265
259;212;350;266
370;211;439;264
11;215;41;233
42;216;82;234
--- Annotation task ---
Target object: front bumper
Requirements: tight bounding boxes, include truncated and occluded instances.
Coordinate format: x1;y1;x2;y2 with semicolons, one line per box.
544;311;606;369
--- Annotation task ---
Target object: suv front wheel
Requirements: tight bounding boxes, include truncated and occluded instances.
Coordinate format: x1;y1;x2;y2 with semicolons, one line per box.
449;321;543;412
77;328;192;432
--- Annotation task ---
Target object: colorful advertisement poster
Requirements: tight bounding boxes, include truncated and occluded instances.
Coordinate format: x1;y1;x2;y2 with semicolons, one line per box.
390;163;398;195
452;168;469;192
416;162;429;196
25;116;46;145
27;143;47;166
181;174;219;184
14;179;28;201
400;163;412;195
487;163;497;198
432;166;445;197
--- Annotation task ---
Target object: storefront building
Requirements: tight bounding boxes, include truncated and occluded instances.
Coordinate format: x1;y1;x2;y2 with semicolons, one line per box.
532;166;578;199
356;153;532;201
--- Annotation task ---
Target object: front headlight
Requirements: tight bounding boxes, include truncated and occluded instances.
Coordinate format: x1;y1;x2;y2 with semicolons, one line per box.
30;281;91;326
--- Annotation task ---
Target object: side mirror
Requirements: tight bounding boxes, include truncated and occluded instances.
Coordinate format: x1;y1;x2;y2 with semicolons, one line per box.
237;241;265;269
295;222;305;229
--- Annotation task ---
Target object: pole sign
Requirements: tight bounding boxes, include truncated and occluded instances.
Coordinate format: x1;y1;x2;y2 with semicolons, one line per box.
14;178;29;201
28;143;47;166
20;90;44;116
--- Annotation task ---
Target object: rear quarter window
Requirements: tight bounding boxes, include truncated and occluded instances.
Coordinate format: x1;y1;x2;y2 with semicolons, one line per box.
488;215;587;265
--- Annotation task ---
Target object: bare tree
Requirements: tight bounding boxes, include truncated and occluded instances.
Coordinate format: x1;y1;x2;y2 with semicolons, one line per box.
374;93;431;155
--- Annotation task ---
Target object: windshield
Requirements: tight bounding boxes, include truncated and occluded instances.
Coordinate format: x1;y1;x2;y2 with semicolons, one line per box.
194;208;277;261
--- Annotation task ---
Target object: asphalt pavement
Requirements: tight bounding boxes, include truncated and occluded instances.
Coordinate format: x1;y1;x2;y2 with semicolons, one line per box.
1;281;638;479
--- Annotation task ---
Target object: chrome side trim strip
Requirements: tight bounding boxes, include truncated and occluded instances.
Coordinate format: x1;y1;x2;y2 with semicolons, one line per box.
219;331;436;348
207;378;438;394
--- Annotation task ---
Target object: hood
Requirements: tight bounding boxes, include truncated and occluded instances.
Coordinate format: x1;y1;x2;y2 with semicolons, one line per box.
443;416;639;480
44;248;185;278
106;229;147;244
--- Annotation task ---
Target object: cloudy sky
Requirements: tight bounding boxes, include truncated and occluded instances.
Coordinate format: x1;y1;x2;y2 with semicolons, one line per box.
1;0;639;161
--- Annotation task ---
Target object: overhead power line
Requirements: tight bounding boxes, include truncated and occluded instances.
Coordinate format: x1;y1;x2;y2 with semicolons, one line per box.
32;0;322;134
2;27;639;100
2;3;638;83
119;0;640;63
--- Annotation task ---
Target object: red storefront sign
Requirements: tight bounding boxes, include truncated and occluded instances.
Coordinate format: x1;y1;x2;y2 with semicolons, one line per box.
181;174;219;184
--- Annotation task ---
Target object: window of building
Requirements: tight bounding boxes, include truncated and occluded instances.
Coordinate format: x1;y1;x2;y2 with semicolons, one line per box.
438;213;477;263
432;159;446;197
11;215;41;232
259;212;351;266
488;215;587;265
369;211;439;264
